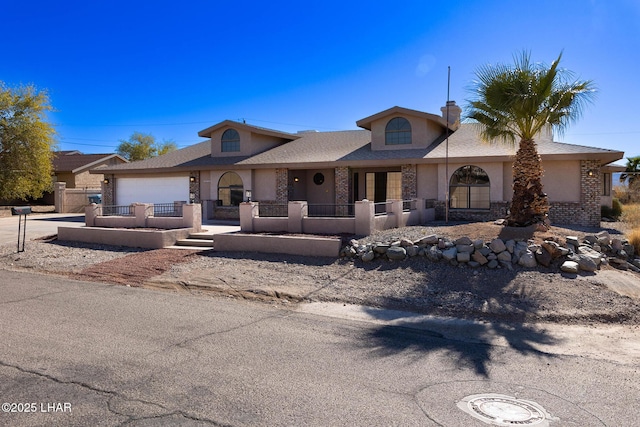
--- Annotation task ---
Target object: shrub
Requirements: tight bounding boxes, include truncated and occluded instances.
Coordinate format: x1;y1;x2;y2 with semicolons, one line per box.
622;203;640;229
612;198;623;218
628;228;640;256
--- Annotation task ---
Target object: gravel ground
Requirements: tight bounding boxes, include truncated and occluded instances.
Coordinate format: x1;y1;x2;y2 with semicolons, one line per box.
1;221;639;325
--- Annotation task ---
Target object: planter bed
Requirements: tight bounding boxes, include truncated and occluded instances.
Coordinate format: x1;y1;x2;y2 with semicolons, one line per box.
214;232;342;257
57;226;194;249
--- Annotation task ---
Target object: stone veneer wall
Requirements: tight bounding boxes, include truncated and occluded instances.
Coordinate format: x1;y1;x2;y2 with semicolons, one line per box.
434;201;508;222
401;164;417;200
275;168;288;204
189;171;200;203
103;174;114;206
335;167;350;205
580;160;601;227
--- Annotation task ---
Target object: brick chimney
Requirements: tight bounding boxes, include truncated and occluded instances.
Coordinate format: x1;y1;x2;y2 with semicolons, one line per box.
441;100;462;128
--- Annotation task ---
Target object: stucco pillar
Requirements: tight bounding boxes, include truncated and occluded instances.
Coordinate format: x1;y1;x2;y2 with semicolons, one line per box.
390;199;404;228
239;202;258;232
134;203;152;228
288;201;307;234
580;160;601;227
85;203;102;227
355;200;374;236
182;203;202;231
54;182;66;213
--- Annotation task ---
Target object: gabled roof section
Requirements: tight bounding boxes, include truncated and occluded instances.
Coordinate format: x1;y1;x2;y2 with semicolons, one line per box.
356;106;452;131
53;152;128;174
237;130;372;167
197;119;301;140
92;140;220;173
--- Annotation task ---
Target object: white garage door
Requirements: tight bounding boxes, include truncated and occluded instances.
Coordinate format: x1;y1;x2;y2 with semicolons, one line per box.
116;177;190;205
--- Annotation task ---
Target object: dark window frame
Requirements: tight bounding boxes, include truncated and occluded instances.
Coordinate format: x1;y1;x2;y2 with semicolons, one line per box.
385;117;412;145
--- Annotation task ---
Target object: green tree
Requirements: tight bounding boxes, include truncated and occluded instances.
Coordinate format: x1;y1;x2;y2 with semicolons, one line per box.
466;51;595;226
620;155;640;187
116;132;177;161
0;81;56;201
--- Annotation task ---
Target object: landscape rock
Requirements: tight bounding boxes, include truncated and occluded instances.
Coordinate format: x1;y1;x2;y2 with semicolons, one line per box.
456;244;475;253
426;246;442;261
596;231;611;245
400;238;414;247
441;247;457;261
472;251;488;265
406;245;419;257
386;246;406;260
361;250;375;262
572;254;598;272
535;247;553;267
497;251;512;262
623;244;635;258
566;236;580;247
417;234;438;245
456;252;470;263
561;260;579;273
612;238;623;251
454;236;473;245
518;251;537;268
487;259;499;269
505;239;516;254
489;239;506;253
578;246;603;266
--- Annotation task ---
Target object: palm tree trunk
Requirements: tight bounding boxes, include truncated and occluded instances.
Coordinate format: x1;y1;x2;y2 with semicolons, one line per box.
508;138;549;226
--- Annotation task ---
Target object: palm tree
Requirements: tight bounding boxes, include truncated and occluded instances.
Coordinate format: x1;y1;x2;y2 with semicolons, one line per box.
620;156;640;187
466;51;595;226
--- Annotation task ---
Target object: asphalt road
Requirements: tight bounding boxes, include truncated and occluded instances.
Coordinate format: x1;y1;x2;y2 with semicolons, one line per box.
0;271;638;426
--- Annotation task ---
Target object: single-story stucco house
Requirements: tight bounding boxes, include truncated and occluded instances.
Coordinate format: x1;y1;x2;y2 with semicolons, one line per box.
94;102;624;228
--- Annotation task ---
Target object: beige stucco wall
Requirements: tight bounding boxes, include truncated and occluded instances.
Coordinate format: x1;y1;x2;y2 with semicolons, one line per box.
542;160;581;202
74;170;104;188
370;115;442;151
253;169;277;201
290;169;335;204
209;126;287;157
416;164;438;199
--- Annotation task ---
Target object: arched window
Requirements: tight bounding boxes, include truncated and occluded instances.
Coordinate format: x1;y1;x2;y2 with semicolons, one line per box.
449;165;490;209
221;129;240;152
218;172;243;206
385;117;412;145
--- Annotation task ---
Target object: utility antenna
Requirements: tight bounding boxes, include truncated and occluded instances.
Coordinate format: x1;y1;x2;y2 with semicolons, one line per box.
445;66;451;224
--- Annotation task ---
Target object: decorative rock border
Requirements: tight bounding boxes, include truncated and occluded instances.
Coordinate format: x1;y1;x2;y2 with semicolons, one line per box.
341;230;640;274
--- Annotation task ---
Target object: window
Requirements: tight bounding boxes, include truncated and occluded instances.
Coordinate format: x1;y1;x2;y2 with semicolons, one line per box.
365;171;402;202
385;117;411;145
221;129;240;152
602;172;611;196
449;165;490;209
218;172;243;206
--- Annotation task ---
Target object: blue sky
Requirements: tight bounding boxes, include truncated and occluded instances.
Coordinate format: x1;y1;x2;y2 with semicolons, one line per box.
3;0;638;164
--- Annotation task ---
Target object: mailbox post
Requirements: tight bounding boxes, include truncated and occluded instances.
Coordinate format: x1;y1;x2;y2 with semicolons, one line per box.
11;206;32;253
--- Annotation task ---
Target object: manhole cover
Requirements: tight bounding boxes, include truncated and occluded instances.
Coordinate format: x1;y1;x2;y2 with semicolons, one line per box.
457;394;551;426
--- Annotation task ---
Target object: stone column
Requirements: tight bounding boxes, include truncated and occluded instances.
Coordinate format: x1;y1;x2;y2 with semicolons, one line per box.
102;174;114;206
580;160;601;227
335;166;350;216
401;164;417;200
189;171;200;203
275;168;289;204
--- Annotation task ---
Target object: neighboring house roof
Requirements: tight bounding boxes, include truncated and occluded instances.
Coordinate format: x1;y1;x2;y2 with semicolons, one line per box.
53;152;128;174
94;117;624;174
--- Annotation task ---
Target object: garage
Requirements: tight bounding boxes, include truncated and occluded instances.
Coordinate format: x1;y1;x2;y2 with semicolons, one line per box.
115;177;190;205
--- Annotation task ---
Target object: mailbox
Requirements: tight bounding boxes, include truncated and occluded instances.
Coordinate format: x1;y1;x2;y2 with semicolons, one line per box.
11;206;32;215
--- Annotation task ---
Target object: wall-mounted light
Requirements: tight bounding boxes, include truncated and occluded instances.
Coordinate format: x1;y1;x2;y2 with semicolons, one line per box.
587;169;594;177
245;189;252;202
103;178;110;184
189;176;196;183
294;176;299;182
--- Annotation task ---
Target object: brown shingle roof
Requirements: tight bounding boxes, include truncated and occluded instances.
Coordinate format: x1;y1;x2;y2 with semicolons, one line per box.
53;152;127;173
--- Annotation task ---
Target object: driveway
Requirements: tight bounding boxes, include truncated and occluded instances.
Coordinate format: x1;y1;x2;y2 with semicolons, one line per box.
0;213;85;246
0;213;239;247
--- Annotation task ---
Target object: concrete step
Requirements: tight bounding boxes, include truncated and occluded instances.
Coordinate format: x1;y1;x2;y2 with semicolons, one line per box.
165;245;212;251
188;232;215;240
175;238;213;248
